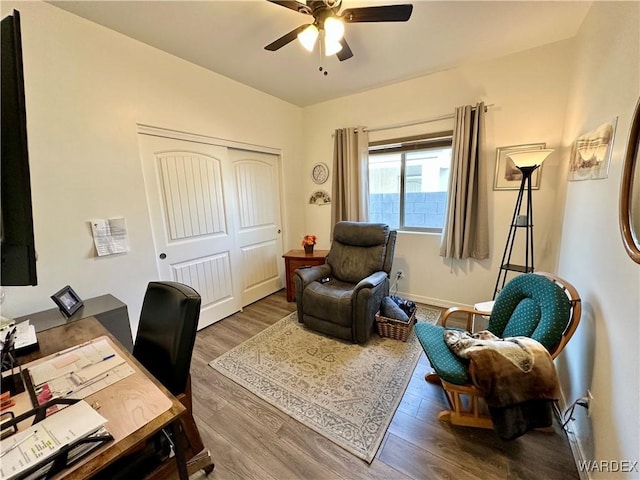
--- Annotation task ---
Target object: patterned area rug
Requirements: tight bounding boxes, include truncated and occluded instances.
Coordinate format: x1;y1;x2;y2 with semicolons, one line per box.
209;305;441;462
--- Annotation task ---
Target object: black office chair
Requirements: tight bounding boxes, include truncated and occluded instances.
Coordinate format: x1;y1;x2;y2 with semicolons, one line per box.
134;281;201;396
96;281;213;478
135;281;214;476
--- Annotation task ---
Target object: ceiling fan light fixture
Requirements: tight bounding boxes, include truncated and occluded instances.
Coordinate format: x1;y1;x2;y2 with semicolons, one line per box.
298;24;319;51
324;16;345;41
324;36;343;56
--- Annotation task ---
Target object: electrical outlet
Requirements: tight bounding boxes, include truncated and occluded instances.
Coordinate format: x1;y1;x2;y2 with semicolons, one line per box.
396;270;404;279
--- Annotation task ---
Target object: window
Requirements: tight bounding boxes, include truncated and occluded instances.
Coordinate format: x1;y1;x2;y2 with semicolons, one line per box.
368;132;453;232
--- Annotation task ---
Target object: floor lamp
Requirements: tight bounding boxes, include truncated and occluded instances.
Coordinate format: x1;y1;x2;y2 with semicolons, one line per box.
493;149;554;298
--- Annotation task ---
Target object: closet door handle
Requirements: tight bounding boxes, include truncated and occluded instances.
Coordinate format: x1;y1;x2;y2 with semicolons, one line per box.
159;253;167;260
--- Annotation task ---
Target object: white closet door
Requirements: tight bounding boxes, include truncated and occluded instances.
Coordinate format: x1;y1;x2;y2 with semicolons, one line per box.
229;149;284;306
138;134;242;329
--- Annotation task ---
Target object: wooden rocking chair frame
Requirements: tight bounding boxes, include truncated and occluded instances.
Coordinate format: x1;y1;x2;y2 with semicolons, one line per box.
426;272;582;429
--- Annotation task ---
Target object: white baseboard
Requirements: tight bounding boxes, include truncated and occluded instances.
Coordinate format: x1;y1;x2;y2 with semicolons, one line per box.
566;425;590;480
394;290;472;310
553;402;590;480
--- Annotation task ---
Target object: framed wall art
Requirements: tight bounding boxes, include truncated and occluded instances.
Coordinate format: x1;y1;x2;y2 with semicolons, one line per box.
493;143;546;190
311;163;329;184
569;117;618;181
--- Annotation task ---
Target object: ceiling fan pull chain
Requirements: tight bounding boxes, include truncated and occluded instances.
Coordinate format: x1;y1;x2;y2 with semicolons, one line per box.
318;35;328;76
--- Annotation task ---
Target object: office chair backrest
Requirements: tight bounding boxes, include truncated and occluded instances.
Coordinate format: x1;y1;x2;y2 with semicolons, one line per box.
133;281;201;396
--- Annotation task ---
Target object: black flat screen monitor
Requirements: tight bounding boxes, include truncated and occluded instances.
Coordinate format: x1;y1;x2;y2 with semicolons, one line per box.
1;9;37;286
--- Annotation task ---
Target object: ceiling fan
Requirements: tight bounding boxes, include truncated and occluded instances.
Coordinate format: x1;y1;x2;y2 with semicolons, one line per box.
264;0;413;61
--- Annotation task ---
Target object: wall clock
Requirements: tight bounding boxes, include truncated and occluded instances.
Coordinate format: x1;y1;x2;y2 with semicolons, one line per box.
311;163;329;184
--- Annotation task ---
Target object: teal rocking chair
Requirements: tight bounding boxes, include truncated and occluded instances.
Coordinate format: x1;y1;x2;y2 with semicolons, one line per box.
415;272;581;429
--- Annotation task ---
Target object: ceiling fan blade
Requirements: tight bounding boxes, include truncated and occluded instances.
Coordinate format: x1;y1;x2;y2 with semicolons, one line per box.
264;24;310;51
341;5;413;23
336;38;353;61
267;1;311;14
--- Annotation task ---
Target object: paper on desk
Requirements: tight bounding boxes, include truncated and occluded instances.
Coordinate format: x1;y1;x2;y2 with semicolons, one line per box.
0;401;107;480
14;322;37;350
29;339;125;386
44;363;135;401
0;321;37;351
90;217;128;256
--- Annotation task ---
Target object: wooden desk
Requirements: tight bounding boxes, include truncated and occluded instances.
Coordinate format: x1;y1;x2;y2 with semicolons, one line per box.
282;249;329;302
6;317;187;479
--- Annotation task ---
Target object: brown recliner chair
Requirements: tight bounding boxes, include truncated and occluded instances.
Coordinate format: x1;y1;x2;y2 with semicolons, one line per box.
294;222;397;344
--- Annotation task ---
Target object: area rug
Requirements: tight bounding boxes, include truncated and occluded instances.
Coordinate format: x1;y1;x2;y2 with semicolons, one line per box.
208;305;441;462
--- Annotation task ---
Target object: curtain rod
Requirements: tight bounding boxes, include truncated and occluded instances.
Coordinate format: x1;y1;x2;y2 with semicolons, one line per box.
363;103;494;133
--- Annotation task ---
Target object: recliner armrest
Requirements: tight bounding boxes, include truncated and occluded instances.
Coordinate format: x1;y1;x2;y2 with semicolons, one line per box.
352;271;390;344
294;264;332;290
353;271;388;293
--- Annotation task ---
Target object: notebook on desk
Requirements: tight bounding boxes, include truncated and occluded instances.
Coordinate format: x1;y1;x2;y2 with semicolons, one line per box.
0;400;111;480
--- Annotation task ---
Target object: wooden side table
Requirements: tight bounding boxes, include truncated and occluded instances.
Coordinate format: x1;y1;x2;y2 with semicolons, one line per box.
282;249;329;302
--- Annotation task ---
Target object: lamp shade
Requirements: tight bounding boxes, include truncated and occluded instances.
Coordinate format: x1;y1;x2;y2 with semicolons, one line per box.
324;17;345;41
324;37;343;56
298;24;319;51
507;149;554;168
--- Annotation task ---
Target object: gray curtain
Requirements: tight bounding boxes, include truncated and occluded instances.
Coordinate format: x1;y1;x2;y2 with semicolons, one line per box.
440;102;489;259
331;127;370;227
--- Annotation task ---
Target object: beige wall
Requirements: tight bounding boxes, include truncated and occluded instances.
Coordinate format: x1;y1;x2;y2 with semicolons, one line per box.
0;1;305;334
302;41;573;307
556;1;640;475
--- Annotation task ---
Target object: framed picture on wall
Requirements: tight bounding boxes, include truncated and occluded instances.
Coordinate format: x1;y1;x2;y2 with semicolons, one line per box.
493;143;546;190
568;117;618;181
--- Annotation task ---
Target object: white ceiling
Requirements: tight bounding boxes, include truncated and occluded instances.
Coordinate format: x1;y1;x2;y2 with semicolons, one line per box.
48;0;592;107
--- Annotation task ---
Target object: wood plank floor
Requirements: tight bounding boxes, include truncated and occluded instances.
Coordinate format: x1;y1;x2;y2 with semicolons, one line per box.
189;290;579;480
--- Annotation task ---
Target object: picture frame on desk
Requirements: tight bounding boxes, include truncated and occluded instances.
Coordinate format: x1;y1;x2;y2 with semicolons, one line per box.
51;285;84;318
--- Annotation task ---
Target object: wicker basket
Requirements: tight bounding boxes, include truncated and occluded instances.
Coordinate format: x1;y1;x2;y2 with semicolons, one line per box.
375;310;416;341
